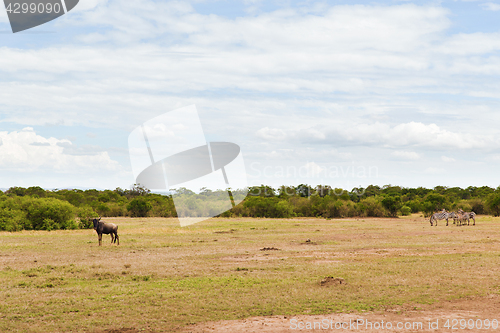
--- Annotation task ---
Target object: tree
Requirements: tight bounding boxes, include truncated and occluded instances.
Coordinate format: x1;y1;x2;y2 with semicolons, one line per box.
248;185;275;197
127;198;152;217
364;185;381;197
296;184;313;198
278;185;296;198
316;185;332;197
487;193;500;216
129;184;151;197
381;195;402;217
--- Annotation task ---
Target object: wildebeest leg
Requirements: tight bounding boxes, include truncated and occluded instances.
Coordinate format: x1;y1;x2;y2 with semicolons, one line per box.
115;232;119;245
110;233;114;244
98;233;102;246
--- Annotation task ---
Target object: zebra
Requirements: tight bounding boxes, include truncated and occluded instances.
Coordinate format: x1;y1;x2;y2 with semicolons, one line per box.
460;210;476;226
456;209;475;226
456;210;468;226
448;211;458;225
430;209;451;226
467;211;476;225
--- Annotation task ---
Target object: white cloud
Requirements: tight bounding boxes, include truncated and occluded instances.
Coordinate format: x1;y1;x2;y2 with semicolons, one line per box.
392;151;420;160
1;2;500;189
480;2;500;11
424;167;446;174
0;6;8;23
256;127;287;141
0;128;121;173
437;32;500;55
441;156;456;162
71;0;109;12
258;147;352;162
0;3;496;132
302;161;325;177
332;122;494;150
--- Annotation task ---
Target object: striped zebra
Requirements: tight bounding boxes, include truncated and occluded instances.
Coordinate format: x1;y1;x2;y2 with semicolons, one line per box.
456;210;468;226
429;209;451;226
448;211;458;225
461;211;476;226
468;211;476;225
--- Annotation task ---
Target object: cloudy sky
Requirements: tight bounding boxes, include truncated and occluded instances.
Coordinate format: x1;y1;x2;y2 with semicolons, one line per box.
1;0;500;191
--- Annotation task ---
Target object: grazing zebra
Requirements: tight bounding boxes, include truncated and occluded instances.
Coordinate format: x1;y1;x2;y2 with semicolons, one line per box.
461;211;476;226
430;209;451;226
468;211;476;225
456;211;467;226
448;211;458;225
456;209;475;226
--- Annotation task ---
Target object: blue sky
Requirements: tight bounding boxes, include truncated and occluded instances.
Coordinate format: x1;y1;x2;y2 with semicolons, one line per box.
1;0;500;191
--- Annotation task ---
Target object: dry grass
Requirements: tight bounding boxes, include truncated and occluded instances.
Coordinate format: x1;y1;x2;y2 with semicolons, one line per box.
0;215;499;332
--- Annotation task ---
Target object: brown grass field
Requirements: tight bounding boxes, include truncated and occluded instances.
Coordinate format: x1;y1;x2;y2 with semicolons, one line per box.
1;215;500;332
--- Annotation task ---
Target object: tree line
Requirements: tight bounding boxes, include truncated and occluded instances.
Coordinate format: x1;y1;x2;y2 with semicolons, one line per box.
1;184;500;231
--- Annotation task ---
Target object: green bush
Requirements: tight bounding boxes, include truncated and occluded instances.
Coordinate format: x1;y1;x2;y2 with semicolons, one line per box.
467;198;485;214
454;201;472;212
381;195;402;217
358;197;386;217
76;206;97;229
0;207;27;231
127;198;152;217
422;193;447;217
400;206;412;216
42;218;58;231
275;200;296;218
21;197;76;230
487;193;500;216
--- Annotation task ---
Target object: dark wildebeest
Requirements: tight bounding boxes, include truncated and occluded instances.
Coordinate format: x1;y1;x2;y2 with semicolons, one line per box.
91;217;119;246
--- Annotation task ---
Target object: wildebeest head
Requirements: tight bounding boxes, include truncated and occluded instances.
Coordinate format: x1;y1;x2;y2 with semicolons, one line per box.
92;217;101;230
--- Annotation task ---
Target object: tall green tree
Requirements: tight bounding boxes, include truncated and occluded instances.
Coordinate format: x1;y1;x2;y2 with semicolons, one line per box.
381;195;402;217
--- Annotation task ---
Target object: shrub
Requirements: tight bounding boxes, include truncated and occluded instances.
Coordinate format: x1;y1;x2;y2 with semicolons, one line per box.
486;193;500;216
42;218;58;231
358;197;386;217
400;206;412;216
21;197;76;230
289;197;314;217
454;201;472;212
467;198;485;214
422;193;447;217
0;208;27;231
127;198;152;217
77;206;97;229
275;200;295;218
381;195;402;217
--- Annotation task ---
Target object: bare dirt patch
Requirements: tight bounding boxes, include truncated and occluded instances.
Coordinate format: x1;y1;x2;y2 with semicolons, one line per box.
319;276;345;286
96;329;160;333
260;247;280;251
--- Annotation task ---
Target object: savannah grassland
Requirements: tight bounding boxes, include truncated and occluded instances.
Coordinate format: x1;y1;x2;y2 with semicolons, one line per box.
1;216;500;332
